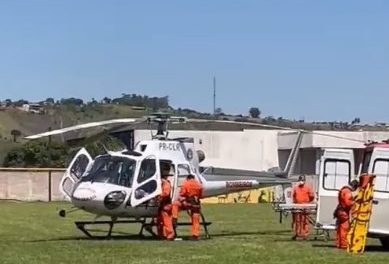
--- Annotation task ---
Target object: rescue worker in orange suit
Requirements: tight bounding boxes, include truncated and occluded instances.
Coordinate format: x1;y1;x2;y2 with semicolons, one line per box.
172;174;203;240
292;175;315;240
334;179;359;249
156;164;174;240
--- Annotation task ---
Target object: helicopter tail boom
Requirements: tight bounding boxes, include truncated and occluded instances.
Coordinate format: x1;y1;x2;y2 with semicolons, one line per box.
202;178;292;198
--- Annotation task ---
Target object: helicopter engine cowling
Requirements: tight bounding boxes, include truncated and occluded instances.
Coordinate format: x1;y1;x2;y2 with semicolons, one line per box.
197;150;205;163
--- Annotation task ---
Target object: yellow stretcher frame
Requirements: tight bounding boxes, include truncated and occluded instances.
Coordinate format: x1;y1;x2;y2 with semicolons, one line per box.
347;174;376;254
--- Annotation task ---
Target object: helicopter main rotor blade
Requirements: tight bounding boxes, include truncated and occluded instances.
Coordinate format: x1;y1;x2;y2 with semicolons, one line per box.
25;118;139;139
186;118;296;131
64;122;138;147
186;118;366;143
24;111;367;145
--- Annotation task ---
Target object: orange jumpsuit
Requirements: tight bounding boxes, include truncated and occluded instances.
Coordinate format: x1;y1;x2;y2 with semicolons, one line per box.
292;184;315;239
335;186;354;249
157;178;174;240
172;178;203;239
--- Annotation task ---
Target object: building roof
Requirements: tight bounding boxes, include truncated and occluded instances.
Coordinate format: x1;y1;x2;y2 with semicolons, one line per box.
278;131;389;150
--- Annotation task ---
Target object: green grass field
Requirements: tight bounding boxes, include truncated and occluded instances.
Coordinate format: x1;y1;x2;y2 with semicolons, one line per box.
0;202;388;264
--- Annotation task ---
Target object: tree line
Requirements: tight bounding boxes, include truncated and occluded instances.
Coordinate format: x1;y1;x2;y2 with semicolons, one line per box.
3;136;125;168
1;93;170;110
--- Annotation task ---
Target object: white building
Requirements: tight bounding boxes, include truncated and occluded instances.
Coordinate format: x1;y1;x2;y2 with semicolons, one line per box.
134;129;281;172
135;129;389;176
21;103;44;114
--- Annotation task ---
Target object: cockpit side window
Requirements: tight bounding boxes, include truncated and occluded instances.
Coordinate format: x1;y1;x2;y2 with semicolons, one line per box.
177;164;191;186
160;160;174;176
131;156;161;204
159;160;175;197
172;164;191;201
177;164;190;178
70;154;90;180
137;158;157;184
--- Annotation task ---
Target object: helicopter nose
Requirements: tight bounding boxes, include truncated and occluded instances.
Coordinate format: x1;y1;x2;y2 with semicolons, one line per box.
72;186;96;201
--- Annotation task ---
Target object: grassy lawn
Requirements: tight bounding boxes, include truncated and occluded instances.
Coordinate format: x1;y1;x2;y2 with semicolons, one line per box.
0;202;388;264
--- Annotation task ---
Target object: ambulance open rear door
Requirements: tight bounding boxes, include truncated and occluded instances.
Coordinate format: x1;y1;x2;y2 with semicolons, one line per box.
316;149;355;230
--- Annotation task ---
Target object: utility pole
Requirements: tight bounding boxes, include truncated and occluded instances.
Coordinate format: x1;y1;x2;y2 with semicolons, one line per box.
47;127;52;202
213;77;216;115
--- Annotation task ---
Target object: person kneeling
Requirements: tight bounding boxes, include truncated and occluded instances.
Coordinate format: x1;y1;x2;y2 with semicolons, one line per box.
334;179;358;249
172;174;203;240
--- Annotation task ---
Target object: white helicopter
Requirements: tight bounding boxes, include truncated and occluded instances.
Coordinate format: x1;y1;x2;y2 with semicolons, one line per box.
25;113;293;239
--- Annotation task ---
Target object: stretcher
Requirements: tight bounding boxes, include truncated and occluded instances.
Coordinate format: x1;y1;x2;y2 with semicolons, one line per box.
347;174;375;254
273;202;330;241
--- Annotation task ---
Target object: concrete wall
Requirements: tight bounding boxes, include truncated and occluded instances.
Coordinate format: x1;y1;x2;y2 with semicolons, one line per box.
0;168;66;201
278;132;313;150
278;148;318;175
134;129;281;171
293;149;318;175
277;149;290;171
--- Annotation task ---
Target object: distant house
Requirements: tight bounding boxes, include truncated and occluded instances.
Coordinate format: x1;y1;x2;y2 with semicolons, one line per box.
131;106;146;110
41;100;54;106
21;103;44;114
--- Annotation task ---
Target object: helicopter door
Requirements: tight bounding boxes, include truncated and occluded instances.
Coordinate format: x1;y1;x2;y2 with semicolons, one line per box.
316;149;354;230
173;164;191;201
60;148;93;200
131;155;162;207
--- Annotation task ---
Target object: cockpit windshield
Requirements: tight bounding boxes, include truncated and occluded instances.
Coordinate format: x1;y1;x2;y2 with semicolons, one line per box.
82;155;136;187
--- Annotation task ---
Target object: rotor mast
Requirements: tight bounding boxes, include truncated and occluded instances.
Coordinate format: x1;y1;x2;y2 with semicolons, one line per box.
147;113;186;140
155;119;167;137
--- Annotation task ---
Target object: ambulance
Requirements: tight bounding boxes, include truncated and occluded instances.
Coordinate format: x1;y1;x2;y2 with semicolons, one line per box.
316;141;389;249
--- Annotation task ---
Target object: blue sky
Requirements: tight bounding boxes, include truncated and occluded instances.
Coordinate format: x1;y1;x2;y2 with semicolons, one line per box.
0;1;388;122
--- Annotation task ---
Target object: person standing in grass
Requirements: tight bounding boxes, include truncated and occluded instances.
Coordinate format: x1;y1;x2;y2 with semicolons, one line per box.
292;175;315;240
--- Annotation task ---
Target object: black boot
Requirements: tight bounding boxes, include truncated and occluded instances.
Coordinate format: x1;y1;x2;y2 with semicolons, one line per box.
172;218;178;228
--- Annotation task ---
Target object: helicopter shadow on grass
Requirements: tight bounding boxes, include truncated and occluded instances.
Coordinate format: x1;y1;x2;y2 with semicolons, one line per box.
26;228;160;243
23;227;204;243
210;229;291;238
27;235;205;243
25;228;292;243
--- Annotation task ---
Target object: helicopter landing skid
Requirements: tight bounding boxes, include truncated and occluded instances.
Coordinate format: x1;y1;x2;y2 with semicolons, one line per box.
74;213;212;240
74;219;150;239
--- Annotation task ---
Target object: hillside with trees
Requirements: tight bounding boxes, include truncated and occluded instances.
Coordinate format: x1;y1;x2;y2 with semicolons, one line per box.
0;93;373;168
0;93;169;167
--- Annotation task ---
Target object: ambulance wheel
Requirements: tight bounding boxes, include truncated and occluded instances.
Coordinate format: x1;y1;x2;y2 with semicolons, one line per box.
380;237;389;250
